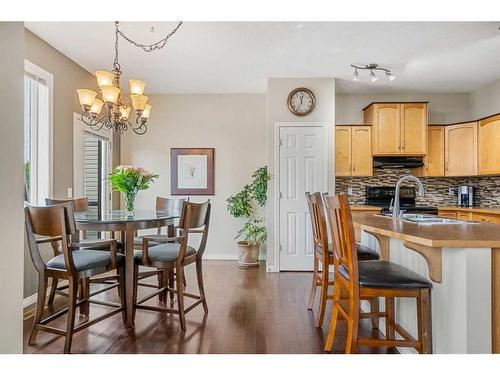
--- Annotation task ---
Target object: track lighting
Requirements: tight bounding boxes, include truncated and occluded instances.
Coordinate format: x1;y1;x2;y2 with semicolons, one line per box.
350;64;395;83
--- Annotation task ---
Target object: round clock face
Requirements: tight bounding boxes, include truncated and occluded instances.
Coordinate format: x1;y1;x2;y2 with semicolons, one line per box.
288;88;316;116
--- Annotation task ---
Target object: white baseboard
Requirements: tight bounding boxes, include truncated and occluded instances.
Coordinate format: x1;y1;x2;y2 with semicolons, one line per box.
203;253;267;261
23;280;67;309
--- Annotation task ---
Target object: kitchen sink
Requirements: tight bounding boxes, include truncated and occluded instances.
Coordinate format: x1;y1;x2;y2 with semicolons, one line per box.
375;213;472;224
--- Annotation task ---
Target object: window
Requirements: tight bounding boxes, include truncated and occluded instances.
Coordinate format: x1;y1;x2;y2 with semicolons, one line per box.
24;61;53;204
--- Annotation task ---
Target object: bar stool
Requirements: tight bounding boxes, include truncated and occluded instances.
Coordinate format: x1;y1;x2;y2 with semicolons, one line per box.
306;192;380;328
323;193;433;354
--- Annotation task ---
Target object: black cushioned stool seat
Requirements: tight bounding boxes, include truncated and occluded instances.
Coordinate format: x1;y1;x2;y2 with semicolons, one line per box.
47;250;124;272
134;243;196;263
339;260;432;289
327;243;379;261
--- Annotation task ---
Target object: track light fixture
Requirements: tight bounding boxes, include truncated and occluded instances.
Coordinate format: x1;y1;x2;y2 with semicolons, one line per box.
351;64;395;83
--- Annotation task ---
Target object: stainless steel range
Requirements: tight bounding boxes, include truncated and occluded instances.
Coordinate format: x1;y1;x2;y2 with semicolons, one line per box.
366;186;438;215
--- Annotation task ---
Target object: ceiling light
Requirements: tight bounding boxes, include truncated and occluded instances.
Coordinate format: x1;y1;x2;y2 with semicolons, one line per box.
370;70;378;82
386;71;396;81
77;21;182;135
352;68;359;81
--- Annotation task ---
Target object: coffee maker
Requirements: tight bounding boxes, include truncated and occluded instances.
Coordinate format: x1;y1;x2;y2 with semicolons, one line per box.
457;185;474;207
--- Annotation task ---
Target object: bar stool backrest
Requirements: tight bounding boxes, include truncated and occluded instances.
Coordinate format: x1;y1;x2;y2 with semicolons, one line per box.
178;200;211;257
305;192;329;262
156;196;189;215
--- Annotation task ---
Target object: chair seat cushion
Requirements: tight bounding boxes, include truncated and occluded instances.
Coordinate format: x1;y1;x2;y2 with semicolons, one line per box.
133;236;160;248
47;250;124;272
327;243;379;261
134;243;196;263
339;260;432;289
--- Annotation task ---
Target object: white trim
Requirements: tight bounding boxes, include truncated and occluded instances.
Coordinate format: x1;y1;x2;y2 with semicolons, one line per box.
24;60;54;199
203;253;267;261
270;122;332;273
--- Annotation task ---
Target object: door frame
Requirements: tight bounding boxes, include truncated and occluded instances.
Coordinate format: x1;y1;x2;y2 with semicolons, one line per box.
272;122;333;272
73;112;113;210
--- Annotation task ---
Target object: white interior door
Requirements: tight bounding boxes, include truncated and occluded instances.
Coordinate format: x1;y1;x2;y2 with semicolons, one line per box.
279;126;324;271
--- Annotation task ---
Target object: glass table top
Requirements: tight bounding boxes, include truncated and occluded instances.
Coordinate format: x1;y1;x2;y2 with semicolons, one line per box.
75;208;179;223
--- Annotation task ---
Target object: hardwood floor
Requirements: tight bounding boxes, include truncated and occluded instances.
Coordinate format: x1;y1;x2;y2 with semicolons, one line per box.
23;260;397;354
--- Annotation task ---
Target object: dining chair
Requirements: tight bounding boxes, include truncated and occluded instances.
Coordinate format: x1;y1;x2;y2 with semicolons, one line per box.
305;192;380;328
133;196;188;303
323;193;433;353
25;202;126;353
133;200;211;330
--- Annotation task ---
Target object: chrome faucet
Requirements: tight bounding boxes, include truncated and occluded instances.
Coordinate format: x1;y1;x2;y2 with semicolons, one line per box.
392;175;425;219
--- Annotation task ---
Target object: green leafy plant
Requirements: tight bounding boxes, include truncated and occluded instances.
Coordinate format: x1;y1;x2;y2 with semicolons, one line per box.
235;217;267;245
226;184;253;218
251;166;271;207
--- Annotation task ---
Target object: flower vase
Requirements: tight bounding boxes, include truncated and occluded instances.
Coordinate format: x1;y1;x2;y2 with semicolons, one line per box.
124;191;137;216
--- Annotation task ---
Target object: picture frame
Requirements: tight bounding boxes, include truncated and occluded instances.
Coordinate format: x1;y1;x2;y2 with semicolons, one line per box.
170;148;215;195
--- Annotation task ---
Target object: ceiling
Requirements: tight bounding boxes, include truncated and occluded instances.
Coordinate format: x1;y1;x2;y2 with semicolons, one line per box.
26;21;500;94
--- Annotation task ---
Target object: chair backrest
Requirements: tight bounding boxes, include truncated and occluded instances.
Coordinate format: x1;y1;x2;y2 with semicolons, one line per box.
178;200;211;257
156;196;188;215
305;192;329;261
45;197;89;213
323;193;359;285
25;202;77;274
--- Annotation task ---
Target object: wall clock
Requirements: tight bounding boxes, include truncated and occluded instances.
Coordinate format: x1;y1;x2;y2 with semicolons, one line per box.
287;87;316;116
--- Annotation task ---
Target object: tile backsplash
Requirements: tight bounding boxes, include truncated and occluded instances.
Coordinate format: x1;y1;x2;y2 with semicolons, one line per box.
335;168;500;207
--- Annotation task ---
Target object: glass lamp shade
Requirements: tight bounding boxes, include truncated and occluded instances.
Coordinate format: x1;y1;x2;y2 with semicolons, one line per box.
101;85;121;104
89;98;104;115
77;89;97;107
141;104;152;119
95;71;115;87
131;94;149;111
119;105;132;120
129;79;146;95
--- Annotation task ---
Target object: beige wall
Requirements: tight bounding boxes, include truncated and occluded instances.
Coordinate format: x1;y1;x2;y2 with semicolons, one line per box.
335;92;472;125
0;22;25;353
121;94;266;258
266;78;335;270
469;78;500;119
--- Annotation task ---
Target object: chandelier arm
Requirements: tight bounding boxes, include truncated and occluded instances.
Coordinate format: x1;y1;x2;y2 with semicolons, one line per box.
81;112;106;131
115;21;183;53
350;64;391;74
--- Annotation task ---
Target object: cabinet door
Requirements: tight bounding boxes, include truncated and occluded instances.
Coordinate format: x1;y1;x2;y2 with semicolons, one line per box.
335;126;351;176
478;114;500;175
372;104;401;155
401;103;427;155
445;122;477;176
426;126;445;176
438;210;457;219
351;126;373;176
471;212;500;224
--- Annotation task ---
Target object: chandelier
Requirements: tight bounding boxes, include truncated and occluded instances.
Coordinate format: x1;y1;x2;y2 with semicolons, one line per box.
351;64;396;82
77;21;183;135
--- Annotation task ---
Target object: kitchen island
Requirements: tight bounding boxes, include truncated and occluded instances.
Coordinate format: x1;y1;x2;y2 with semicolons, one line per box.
352;212;500;354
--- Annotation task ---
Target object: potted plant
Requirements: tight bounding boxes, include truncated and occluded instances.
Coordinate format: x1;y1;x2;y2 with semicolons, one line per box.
226;166;271;268
108;165;159;215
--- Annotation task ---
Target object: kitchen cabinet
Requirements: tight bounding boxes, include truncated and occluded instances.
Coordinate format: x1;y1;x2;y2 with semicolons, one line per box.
363;102;427;156
444;122;478;176
424;125;445;176
478;114;500;175
335;126;372;176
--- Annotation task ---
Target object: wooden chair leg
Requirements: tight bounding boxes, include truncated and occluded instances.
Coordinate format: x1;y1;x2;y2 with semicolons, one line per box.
118;267;127;325
28;273;48;345
64;278;79;354
132;264;139;321
345;294;360;354
157;270;164;303
195;258;208;314
176;265;186;330
315;264;329;328
79;278;90;317
417;289;433;354
168;269;175;303
47;277;58;305
369;297;380;329
160;269;168;304
385;296;395;341
307;257;319;310
324;281;340;352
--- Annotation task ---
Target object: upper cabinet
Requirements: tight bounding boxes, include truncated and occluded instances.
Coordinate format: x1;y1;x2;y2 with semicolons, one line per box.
478;114;500;175
425;125;445;176
444;122;478;176
335;126;372;177
363;102;427;156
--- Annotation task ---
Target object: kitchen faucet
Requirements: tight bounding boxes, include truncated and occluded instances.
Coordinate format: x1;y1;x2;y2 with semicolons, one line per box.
392;175;425;219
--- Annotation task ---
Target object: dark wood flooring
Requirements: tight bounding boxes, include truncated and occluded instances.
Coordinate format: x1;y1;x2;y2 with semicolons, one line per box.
23;260;396;354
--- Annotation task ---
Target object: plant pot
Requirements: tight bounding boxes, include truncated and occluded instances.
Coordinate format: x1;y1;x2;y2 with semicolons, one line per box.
237;241;260;268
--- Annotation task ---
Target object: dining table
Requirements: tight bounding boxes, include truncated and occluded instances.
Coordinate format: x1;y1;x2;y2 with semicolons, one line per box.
75;209;179;327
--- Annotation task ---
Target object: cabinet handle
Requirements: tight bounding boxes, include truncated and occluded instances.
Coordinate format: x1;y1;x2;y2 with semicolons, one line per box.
402;139;405;150
353;164;356;172
445;162;449;171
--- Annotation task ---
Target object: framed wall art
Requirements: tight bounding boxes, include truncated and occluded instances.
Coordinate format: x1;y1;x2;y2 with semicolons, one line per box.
170;148;215;195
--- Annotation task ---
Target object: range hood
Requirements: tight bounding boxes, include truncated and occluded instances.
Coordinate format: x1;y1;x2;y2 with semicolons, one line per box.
373;156;424;169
